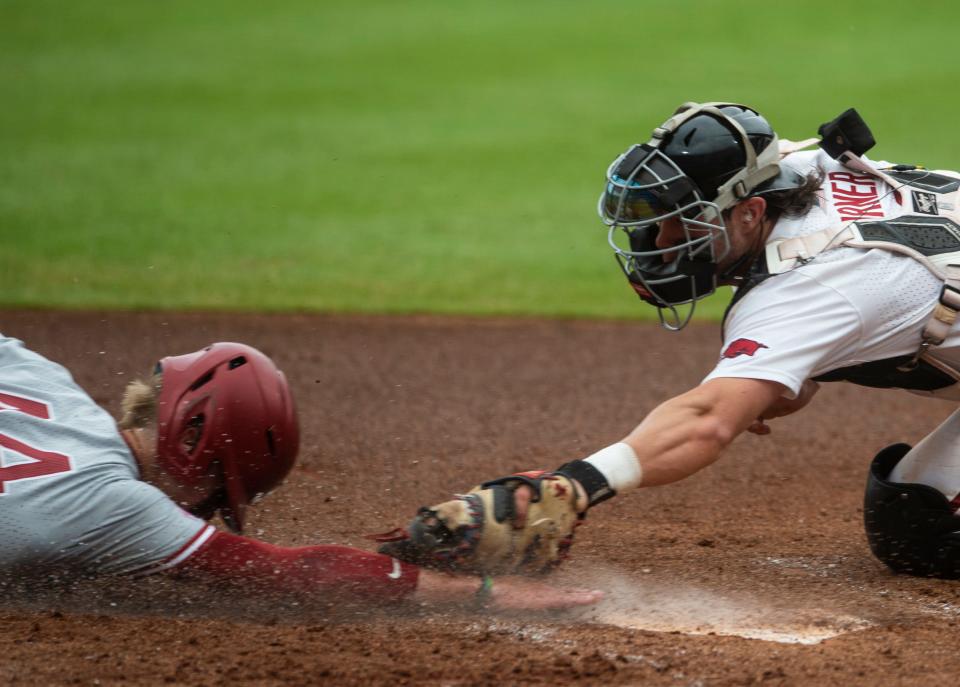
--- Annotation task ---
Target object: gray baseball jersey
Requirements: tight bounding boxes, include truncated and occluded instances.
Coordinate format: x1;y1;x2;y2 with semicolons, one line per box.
0;335;214;577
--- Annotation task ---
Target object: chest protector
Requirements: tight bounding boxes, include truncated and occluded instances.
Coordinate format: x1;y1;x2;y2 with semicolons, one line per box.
740;111;960;392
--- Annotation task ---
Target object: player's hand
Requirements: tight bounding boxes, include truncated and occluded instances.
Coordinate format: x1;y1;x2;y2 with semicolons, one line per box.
748;380;820;435
487;575;603;610
414;570;603;610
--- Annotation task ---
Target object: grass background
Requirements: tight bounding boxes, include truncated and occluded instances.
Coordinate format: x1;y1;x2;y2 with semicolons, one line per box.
3;0;959;318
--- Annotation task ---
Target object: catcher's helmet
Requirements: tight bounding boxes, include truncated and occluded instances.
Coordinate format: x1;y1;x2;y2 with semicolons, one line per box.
155;342;299;533
599;102;787;329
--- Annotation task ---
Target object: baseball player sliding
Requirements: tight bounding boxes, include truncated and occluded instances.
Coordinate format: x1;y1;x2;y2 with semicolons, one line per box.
381;103;960;581
0;335;602;609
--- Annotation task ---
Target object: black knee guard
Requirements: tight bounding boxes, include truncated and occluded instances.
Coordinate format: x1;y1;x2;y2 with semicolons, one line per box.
864;443;960;578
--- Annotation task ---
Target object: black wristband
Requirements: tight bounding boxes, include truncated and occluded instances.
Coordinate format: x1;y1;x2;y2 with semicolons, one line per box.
555;460;616;507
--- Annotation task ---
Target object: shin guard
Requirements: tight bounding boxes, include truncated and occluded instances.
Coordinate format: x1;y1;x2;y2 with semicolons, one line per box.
864;443;960;578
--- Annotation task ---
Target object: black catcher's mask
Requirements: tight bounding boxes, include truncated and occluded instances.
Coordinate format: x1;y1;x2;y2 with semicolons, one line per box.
599;102;782;330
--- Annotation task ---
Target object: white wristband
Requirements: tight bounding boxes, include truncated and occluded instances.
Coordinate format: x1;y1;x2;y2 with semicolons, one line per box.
584;442;642;493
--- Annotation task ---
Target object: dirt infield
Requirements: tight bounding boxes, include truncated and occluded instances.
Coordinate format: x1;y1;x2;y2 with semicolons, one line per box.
4;310;960;686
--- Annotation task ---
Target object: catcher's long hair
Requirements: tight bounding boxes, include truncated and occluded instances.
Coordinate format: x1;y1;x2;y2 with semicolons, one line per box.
762;169;825;221
118;373;162;430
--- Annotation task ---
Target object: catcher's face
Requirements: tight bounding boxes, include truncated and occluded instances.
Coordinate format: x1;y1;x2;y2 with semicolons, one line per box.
652;215;724;266
602;153;728;329
654;198;766;282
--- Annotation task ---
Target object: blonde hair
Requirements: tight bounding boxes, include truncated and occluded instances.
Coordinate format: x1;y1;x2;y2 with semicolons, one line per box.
119;374;162;430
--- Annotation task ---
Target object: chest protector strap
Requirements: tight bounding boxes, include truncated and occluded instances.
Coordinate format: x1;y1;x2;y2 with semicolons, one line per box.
765;167;960;375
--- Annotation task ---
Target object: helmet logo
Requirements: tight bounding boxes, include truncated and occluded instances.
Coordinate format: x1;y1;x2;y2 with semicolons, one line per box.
721;338;768;359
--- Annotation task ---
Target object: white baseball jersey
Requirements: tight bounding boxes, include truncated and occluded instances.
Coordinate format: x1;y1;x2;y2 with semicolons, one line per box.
0;335;214;577
703;149;960;399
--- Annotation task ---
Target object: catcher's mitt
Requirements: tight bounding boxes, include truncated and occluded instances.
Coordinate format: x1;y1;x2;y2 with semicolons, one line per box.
371;471;584;575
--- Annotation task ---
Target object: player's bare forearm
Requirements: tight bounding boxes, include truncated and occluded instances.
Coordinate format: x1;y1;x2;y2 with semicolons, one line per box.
624;377;785;486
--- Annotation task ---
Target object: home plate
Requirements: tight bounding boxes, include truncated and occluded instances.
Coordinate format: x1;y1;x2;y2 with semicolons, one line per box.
591;609;872;645
561;571;874;645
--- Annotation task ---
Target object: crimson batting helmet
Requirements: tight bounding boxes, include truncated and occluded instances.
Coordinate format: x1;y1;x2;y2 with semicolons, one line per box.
155;342;299;533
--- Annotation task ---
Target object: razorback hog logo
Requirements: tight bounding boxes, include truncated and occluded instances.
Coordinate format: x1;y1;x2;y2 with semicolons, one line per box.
721;338;768;359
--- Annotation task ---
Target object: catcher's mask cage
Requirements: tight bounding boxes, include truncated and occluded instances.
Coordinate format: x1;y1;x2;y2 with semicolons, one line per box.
155;342;299;533
599;102;783;330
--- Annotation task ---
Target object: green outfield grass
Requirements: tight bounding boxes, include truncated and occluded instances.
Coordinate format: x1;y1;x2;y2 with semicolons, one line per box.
3;0;959;318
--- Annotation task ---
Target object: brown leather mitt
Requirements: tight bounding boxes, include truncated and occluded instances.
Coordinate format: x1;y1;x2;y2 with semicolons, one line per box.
372;471;584;576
